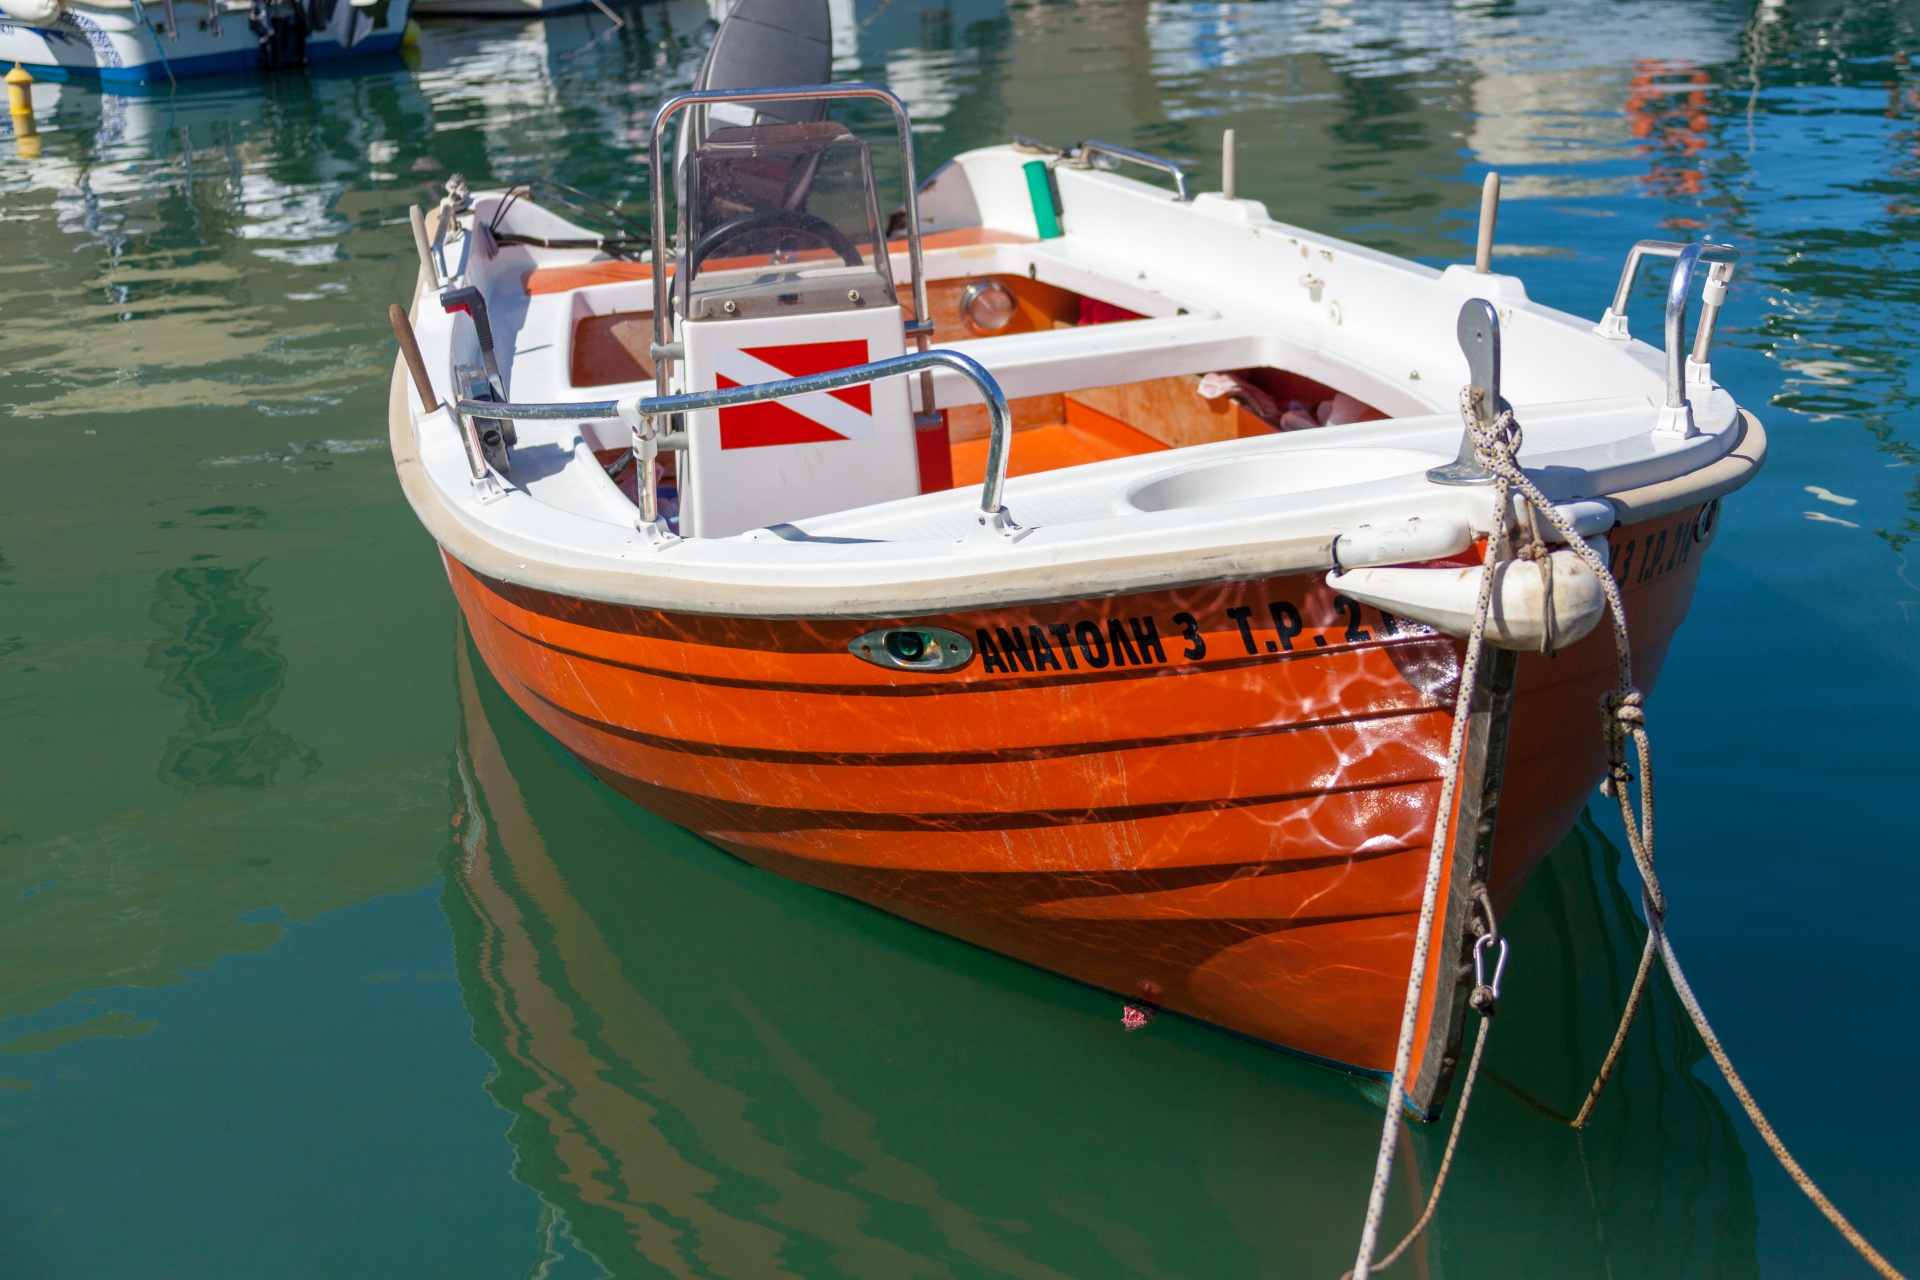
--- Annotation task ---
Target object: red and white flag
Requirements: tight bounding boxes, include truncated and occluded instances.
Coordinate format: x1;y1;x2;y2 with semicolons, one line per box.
713;339;873;449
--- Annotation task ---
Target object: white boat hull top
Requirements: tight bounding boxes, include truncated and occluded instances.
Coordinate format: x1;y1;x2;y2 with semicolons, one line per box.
394;145;1763;620
0;0;412;81
411;0;595;18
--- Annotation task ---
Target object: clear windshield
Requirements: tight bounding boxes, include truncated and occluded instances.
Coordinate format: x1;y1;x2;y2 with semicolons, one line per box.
678;122;897;321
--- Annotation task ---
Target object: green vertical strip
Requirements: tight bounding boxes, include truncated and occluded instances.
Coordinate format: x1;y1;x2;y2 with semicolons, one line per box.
1023;160;1063;239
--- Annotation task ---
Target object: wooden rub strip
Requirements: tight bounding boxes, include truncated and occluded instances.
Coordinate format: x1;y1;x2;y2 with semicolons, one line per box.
524;260;654;295
1607;409;1767;522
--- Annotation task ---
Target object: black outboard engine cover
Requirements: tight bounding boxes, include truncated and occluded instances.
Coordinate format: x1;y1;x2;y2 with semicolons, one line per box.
685;0;834;151
249;0;309;68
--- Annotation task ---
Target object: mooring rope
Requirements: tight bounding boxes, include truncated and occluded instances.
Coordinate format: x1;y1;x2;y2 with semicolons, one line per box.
1348;388;1517;1280
1345;1019;1491;1280
1347;388;1909;1280
1568;930;1658;1127
1342;927;1503;1280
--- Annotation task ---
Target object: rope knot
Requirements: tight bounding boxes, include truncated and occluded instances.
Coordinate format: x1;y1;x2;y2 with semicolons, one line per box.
1491;407;1523;457
1456;388;1525;479
1602;688;1647;728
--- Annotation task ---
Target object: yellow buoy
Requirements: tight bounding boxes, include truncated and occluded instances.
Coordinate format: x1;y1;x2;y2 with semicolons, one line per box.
8;62;39;159
6;63;33;120
400;17;420;47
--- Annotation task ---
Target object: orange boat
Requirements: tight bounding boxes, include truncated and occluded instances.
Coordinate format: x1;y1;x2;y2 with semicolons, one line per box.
387;76;1762;1115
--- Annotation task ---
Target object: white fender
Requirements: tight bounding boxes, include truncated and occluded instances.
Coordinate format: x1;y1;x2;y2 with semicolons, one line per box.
0;0;62;22
1331;516;1472;570
1328;545;1607;652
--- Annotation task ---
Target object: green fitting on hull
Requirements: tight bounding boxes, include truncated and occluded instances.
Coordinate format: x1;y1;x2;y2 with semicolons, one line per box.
1023;159;1063;239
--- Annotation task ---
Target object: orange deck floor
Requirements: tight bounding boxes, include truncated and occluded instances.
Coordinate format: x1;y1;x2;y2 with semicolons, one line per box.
948;400;1170;485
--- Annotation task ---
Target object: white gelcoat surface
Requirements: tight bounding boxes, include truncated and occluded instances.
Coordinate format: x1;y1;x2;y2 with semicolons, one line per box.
396;154;1757;617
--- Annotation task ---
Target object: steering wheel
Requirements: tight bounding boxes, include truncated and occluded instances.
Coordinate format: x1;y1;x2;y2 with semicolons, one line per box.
686;208;864;276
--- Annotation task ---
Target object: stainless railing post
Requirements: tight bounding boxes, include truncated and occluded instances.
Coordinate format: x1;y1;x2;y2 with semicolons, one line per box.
1656;242;1740;436
1690;260;1736;380
1595;238;1740;353
615;397;664;534
1662;243;1708;413
645;84;930;405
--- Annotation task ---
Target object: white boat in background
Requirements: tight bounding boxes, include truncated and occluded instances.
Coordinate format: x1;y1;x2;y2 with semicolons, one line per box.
0;0;411;82
411;0;599;19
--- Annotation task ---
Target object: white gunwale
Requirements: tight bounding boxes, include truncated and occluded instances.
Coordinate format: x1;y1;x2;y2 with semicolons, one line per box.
392;145;1766;619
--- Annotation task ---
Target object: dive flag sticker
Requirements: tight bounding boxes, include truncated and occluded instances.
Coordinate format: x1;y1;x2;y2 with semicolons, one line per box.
713;339;874;449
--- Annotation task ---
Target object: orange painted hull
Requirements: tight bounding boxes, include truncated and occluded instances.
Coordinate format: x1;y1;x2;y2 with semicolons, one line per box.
444;507;1711;1082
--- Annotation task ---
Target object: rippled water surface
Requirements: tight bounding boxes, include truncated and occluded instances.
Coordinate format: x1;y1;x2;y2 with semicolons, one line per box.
2;1;1917;1275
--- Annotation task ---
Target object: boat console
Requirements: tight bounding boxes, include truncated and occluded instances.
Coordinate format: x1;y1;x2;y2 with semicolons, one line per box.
673;118;922;536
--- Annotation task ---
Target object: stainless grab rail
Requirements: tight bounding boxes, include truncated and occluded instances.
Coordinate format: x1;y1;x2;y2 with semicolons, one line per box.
644;84;933;415
1593;238;1741;409
1070;141;1190;201
452;348;1015;535
1596;239;1690;335
1661;242;1739;410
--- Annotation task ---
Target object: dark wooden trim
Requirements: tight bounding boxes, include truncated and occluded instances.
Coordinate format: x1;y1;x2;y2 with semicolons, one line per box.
1406;645;1518;1120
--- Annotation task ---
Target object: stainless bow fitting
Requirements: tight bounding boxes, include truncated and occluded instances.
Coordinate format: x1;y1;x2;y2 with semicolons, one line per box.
1593;239;1741;433
1427;298;1505;487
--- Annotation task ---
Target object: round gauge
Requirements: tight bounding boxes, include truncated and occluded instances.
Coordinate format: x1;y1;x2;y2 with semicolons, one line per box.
960;280;1018;334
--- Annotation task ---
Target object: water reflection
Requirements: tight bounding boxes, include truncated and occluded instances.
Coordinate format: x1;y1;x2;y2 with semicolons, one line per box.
0;0;1910;1264
0;74;435;418
451;633;1759;1277
147;561;321;792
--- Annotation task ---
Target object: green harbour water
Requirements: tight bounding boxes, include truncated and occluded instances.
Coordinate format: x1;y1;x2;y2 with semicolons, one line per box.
1;1;1916;1274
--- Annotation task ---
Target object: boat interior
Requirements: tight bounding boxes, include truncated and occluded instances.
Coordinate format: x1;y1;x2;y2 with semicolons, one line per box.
558;240;1390;490
415;108;1742;577
480;210;1417;538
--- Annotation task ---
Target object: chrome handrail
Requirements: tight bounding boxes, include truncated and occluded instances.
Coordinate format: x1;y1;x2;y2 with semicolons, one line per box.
1593;238;1740;421
1595;239;1690;338
1069;140;1190;201
1661;242;1739;410
644;84;932;412
452;348;1015;535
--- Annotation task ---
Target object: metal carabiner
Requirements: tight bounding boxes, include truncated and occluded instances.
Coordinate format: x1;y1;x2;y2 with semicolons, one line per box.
1472;932;1509;1006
